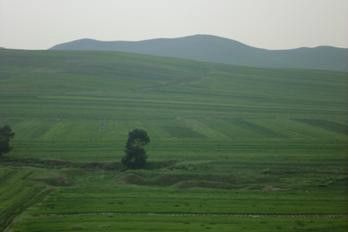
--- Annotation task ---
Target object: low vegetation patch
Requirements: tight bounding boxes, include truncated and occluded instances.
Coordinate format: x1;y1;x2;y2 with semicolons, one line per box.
119;172;238;189
35;176;73;186
174;180;234;189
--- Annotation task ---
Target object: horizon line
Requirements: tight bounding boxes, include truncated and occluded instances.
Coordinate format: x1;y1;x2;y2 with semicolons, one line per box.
2;34;348;51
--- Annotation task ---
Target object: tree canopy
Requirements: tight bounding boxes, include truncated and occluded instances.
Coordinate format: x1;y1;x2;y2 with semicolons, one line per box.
122;129;150;169
0;125;15;157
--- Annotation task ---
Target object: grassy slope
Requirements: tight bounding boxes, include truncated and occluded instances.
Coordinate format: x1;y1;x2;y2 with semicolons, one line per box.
0;49;347;161
0;49;348;231
3;167;348;232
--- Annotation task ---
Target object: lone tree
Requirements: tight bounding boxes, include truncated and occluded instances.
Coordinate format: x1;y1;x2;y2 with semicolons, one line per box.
0;125;15;157
122;129;150;169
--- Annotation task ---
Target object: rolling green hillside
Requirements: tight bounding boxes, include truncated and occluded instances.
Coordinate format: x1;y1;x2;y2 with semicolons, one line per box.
1;49;348;231
0;48;348;161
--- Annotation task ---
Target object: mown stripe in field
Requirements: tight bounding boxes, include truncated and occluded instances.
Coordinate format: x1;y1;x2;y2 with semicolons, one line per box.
235;119;287;138
39;211;348;219
2;98;348;120
162;126;205;138
295;119;348;135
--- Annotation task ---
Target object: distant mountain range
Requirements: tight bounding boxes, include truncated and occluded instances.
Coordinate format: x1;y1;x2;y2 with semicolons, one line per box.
50;34;348;72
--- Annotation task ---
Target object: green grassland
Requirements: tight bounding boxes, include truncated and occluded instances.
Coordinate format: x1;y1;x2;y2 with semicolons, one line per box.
0;49;348;231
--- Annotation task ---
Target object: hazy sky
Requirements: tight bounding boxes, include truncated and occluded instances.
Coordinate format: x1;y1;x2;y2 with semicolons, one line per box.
1;0;347;50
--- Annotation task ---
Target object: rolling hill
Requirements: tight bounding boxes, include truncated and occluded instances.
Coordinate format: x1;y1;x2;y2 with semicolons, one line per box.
1;48;348;232
50;34;348;72
0;48;347;160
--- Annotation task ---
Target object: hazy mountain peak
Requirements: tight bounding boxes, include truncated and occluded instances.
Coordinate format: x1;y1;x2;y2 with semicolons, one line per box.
50;35;348;72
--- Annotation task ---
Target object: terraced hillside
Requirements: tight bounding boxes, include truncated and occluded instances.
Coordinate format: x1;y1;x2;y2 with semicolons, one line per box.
0;49;347;231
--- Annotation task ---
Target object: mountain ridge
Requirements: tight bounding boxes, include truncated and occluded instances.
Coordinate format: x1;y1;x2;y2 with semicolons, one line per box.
50;34;348;72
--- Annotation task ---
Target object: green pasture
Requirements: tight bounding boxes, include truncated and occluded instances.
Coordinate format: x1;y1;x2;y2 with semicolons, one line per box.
1;164;347;232
0;49;347;161
0;49;347;231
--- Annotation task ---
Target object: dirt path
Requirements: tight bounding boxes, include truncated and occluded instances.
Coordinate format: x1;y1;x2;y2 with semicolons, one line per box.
2;188;52;232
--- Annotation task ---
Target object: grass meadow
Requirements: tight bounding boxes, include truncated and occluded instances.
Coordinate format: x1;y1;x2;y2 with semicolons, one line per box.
0;49;347;231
